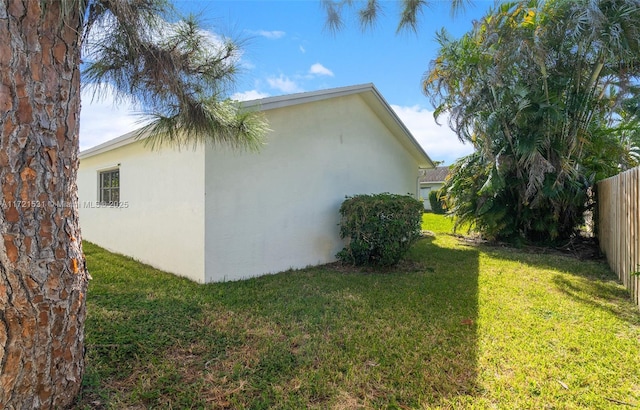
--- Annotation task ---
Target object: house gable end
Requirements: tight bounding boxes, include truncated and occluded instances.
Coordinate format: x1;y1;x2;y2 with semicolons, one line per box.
242;84;434;169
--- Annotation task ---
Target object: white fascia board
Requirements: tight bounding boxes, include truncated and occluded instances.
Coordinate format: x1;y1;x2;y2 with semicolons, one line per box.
241;83;376;111
79;129;145;159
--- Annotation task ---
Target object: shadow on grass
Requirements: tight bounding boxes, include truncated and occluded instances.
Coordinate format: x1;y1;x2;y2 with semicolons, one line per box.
212;235;482;407
478;244;640;325
76;243;240;409
76;238;480;409
551;275;640;325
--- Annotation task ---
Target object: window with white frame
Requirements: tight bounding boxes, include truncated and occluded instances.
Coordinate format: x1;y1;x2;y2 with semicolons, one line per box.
99;169;120;205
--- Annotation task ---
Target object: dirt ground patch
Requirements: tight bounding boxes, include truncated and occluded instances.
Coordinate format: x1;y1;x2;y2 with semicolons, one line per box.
459;234;603;261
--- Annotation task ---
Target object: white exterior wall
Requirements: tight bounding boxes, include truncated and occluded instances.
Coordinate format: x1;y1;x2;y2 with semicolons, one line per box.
203;94;420;282
77;141;206;282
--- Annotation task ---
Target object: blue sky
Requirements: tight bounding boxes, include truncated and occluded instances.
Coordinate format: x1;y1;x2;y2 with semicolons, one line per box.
79;0;495;165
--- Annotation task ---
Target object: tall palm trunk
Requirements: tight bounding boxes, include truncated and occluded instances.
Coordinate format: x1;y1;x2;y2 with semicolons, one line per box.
1;0;88;407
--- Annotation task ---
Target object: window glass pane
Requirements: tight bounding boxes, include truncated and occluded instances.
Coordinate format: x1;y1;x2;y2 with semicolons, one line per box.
99;169;120;205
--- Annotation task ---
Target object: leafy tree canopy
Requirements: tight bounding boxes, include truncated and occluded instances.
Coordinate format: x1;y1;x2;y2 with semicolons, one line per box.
424;0;640;243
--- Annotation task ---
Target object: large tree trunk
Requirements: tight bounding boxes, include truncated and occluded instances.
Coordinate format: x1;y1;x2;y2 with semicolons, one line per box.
0;0;88;408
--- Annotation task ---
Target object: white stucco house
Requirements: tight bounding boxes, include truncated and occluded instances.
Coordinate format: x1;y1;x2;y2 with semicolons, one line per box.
77;84;434;283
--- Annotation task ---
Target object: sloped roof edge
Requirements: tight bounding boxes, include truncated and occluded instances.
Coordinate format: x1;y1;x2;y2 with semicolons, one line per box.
80;84;434;168
79;128;141;159
241;83;376;111
242;83;433;168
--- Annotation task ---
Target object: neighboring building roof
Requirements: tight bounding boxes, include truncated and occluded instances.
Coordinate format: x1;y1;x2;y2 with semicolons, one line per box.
79;84;435;168
420;166;450;184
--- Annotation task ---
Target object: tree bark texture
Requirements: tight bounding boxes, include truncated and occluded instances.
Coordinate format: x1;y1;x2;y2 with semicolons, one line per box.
0;0;88;408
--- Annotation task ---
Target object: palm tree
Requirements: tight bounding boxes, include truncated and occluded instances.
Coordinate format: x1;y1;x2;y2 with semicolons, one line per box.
424;0;640;242
0;0;267;407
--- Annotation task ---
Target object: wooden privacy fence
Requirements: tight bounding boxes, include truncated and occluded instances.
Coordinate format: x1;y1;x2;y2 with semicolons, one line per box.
598;166;640;308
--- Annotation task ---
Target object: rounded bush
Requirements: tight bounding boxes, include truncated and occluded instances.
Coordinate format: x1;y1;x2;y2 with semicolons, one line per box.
336;193;423;266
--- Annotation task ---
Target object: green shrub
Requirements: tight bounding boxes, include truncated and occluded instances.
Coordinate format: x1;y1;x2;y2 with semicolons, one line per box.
428;189;446;214
336;193;423;266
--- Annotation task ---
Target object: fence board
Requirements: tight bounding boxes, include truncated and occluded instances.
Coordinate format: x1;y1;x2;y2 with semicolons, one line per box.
598;167;640;308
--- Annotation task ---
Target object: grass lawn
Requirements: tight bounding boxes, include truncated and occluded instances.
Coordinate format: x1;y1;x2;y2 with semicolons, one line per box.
75;214;640;409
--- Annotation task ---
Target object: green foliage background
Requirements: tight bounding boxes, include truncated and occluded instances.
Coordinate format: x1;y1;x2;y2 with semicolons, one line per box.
428;189;446;215
425;0;640;243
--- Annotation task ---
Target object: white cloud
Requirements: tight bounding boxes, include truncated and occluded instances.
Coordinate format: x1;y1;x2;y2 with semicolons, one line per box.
309;63;334;77
251;30;286;39
232;90;270;101
79;85;143;151
267;75;303;93
391;104;475;165
195;27;244;67
299;45;306;53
